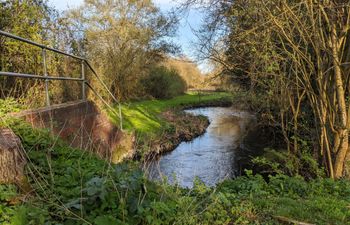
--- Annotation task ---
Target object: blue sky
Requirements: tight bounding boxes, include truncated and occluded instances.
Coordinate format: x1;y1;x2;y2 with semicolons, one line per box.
48;0;205;70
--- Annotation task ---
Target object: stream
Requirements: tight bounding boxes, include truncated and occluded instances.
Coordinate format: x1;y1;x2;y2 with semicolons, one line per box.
146;107;256;188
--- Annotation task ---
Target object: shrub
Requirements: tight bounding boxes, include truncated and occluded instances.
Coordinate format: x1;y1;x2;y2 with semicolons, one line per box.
142;66;187;99
0;98;25;117
252;148;324;179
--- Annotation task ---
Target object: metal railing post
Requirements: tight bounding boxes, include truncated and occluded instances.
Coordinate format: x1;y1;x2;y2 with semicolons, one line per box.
42;48;50;106
81;60;86;100
0;30;124;129
118;103;123;130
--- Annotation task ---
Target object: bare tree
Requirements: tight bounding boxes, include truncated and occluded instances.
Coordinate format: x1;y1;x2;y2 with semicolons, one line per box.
185;0;350;178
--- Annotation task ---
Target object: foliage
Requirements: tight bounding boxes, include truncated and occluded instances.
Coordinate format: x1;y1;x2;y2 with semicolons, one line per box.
142;66;187;99
67;0;179;101
0;0;85;107
0;185;19;225
0;98;25;117
0;99;348;224
1;1;350;224
0;0;180;107
252;148;325;179
162;57;204;89
0;0;49;106
185;0;350;178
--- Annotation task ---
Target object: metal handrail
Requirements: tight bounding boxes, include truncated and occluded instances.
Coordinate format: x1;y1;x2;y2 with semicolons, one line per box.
0;30;85;60
0;71;84;81
0;30;123;129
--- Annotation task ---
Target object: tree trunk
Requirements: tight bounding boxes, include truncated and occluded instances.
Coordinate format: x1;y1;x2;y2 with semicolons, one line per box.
331;25;349;178
0;128;26;184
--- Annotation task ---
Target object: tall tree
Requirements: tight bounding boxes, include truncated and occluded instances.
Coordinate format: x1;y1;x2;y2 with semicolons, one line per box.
185;0;350;178
67;0;179;101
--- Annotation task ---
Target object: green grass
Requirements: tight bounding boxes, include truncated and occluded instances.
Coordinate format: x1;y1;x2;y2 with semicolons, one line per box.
110;92;232;135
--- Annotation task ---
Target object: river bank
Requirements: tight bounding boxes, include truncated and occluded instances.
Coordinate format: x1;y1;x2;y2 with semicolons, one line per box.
147;107;256;187
110;92;233;160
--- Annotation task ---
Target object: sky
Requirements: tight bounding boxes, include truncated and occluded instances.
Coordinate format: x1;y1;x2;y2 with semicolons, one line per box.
48;0;206;71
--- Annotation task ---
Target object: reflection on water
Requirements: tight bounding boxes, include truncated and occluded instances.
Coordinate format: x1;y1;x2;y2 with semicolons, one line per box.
146;107;255;188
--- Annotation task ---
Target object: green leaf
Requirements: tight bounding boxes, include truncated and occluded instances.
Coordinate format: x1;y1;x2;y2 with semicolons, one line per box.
94;215;119;225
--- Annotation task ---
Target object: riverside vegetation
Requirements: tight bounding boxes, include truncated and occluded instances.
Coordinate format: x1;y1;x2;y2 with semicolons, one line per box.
1;95;350;225
1;0;350;224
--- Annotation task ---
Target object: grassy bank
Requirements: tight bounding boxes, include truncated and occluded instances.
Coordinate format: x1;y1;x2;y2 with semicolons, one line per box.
111;91;231;135
110;92;232;158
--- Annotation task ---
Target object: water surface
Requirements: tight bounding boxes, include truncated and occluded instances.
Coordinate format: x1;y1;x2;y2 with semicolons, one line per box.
147;107;255;187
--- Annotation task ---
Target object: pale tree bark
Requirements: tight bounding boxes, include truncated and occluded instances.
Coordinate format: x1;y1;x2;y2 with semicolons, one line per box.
183;0;350;178
0;128;27;184
331;19;349;178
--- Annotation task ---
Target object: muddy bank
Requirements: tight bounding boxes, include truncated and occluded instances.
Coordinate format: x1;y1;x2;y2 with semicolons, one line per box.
142;110;210;161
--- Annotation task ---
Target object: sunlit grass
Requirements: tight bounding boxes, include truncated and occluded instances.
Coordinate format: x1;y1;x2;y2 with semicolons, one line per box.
110;92;232;135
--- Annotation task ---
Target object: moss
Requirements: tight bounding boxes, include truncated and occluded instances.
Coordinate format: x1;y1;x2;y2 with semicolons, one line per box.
112;133;134;163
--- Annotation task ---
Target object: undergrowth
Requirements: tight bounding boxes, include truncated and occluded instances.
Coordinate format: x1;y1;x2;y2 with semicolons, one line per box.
0;118;349;224
0;98;25;117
